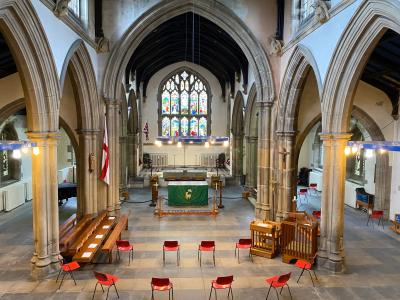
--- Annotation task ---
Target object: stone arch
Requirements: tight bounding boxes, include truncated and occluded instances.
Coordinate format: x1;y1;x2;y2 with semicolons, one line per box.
102;0;274;104
322;0;400;133
244;84;258;188
277;46;321;133
276;46;321;220
318;0;400;271
0;0;62;268
231;91;245;184
60;40;100;132
59;40;101;216
351;106;389;212
0;1;60;132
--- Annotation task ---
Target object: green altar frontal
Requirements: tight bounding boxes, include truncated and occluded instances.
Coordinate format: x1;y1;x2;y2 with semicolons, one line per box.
168;181;209;206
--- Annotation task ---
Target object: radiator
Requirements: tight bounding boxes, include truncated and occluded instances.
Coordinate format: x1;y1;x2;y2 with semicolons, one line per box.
2;182;25;211
149;153;168;167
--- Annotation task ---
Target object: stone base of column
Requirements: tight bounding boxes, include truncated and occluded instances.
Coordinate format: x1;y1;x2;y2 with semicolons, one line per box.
31;255;51;268
31;261;59;280
317;254;346;273
256;205;270;221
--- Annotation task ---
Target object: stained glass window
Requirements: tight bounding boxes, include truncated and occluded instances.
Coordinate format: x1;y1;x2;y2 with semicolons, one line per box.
300;0;315;21
68;0;81;17
160;69;209;137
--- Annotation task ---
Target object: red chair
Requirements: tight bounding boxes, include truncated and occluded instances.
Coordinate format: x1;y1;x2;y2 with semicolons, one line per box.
297;188;308;205
308;183;318;195
265;272;292;300
312;210;321;219
294;254;318;287
151;277;173;300
92;271;119;300
367;210;384;228
116;240;133;265
56;258;80;289
209;275;234;300
235;238;252;263
198;241;216;266
163;241;180;266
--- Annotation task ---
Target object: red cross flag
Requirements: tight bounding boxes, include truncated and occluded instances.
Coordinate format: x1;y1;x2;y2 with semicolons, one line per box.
100;119;109;185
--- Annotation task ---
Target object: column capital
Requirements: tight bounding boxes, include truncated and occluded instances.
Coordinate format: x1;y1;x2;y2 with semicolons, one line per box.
245;136;258;142
319;132;352;141
76;129;101;135
276;131;296;138
256;101;273;109
27;131;60;141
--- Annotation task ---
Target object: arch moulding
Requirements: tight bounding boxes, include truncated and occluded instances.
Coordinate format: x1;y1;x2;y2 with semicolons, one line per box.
102;0;274;104
322;0;400;133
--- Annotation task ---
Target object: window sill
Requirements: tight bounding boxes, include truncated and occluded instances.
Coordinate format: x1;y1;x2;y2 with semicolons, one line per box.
0;179;19;188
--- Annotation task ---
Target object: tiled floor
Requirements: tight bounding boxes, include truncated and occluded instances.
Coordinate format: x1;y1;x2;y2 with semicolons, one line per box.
0;186;399;299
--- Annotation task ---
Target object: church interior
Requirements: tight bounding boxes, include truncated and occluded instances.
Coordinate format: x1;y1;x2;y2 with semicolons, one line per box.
1;0;400;299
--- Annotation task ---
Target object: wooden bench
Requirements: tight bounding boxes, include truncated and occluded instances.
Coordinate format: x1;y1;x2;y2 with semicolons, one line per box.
102;214;129;263
66;211;107;256
60;214;93;254
73;215;116;263
59;213;76;240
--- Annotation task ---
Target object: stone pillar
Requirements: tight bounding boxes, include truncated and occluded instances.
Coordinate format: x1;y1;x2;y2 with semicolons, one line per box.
106;101;121;213
245;136;258;187
231;134;243;184
276;132;295;221
28;132;59;267
119;135;127;189
127;133;138;181
77;130;99;216
374;153;390;213
319;133;351;272
137;93;143;167
256;102;272;220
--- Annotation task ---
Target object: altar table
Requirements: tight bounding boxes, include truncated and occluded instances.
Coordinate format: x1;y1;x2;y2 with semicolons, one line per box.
168;181;208;206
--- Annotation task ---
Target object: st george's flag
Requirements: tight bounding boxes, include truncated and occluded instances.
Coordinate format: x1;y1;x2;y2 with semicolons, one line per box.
100;119;110;185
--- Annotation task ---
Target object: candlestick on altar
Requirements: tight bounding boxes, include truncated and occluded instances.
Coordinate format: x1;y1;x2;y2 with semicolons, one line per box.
217;180;224;209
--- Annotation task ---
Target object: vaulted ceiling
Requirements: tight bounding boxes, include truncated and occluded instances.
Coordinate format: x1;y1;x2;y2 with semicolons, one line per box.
361;29;400;118
125;12;249;98
0;32;17;79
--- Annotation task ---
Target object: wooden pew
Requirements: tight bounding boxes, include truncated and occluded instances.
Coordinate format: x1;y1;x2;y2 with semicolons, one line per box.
102;214;129;263
59;213;76;240
72;215;116;263
66;211;107;256
60;214;92;254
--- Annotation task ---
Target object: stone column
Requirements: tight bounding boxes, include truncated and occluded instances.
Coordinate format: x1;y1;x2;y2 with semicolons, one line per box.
276;132;295;221
127;133;138;181
119;135;127;189
319;133;351;272
77;130;99;216
374;153;390;213
256;102;272;220
28;132;59;267
106;101;121;213
231;134;243;184
137;93;143;167
245;136;258;187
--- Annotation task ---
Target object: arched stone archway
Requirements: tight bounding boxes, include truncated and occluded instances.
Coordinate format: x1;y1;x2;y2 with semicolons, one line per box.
244;84;258;188
60;40;101;215
276;46;322;220
319;0;400;272
102;0;276;219
0;1;61;268
231;91;244;184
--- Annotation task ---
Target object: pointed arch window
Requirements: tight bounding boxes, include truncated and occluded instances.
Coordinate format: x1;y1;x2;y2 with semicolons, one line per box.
159;69;211;137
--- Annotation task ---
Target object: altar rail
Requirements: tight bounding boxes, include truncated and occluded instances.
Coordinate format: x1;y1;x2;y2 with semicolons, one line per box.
200;153;220;167
149;153;168;167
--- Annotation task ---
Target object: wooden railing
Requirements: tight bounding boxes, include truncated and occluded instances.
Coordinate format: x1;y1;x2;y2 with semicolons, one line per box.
250;221;280;259
281;214;318;264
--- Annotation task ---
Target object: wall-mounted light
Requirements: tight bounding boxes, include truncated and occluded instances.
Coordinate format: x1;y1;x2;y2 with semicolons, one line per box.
351;144;358;154
12;149;21;159
365;149;374;158
205;141;210;148
33;147;40;156
223;140;229;147
344;146;351;156
177;141;182;148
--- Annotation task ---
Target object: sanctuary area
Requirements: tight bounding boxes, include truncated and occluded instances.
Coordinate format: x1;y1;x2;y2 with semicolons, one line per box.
1;0;400;299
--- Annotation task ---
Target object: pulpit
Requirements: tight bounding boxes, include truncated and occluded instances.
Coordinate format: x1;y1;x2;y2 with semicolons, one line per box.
250;221;280;258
